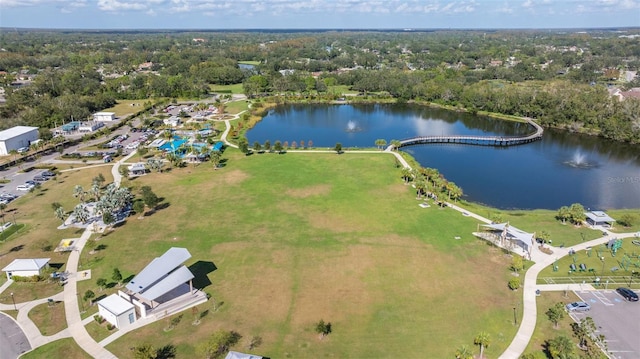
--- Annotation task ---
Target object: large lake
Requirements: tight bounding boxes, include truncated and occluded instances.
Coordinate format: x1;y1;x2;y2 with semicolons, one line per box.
247;104;640;210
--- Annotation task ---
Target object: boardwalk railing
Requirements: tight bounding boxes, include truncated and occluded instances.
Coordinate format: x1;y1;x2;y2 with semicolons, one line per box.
398;118;544;148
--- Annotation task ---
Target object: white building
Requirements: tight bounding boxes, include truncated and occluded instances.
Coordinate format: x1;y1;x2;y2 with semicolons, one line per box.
0;126;39;156
2;258;50;280
78;121;105;133
97;293;136;329
93;112;116;121
163;116;181;127
585;211;616;228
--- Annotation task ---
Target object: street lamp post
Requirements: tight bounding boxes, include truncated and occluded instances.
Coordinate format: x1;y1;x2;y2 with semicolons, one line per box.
601;256;605;276
513;307;517;325
10;292;16;311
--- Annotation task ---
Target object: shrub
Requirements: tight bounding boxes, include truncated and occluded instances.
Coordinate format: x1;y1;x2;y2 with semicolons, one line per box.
106;323;114;330
508;277;521;290
94;315;105;324
12;275;43;282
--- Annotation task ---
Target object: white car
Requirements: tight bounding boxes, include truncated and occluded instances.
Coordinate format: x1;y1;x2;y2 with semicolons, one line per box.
16;183;35;191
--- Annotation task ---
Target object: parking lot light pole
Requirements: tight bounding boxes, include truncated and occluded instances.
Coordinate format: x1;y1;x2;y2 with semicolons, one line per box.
10;292;16;311
601;256;605;276
513;307;517;325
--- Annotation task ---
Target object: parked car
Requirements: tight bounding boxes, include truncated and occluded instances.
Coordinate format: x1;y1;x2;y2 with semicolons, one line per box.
566;301;591;312
16;184;34;191
616;287;639;302
41;171;56;178
33;176;48;182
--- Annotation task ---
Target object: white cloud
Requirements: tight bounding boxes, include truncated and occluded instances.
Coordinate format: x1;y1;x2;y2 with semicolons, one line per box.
97;0;147;12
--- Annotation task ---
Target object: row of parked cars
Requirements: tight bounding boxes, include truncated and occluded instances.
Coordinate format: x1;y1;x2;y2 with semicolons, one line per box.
15;170;56;192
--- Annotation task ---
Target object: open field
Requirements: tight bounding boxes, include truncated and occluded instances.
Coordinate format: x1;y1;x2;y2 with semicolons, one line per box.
2;148;636;358
102;100;148;117
2;150;519;358
328;85;360;95
210;83;244;94
225;100;250;114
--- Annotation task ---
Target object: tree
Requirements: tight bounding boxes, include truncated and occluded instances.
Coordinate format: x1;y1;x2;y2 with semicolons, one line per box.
618;213;636;227
133;344;157;359
273;140;283;153
474;331;490;359
55;206;66;223
557;206;571;224
237;137;249;155
210;151;221;169
375;138;387;150
112;268;123;286
455;345;473;359
0;203;6;225
263;140;271;152
546;334;576;359
73;185;85;202
141;186;160;213
546;302;565;329
315;319;332;338
390;139;401;151
511;255;523;274
96;278;107;292
133;200;145;218
252;141;262;153
83;290;95;305
198;330;242;359
119;166;129;178
508;277;521;290
102;211;115;227
569;203;586;225
571;317;596;349
72;204;90;224
334;142;342;154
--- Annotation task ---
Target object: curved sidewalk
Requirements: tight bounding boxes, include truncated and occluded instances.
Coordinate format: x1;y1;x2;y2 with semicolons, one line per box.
499;231;640;358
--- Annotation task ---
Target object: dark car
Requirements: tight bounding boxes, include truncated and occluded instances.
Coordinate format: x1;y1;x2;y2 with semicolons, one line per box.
616;287;639;302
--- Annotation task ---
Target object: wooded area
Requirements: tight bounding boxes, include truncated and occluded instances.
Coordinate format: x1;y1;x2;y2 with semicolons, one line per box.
1;29;639;142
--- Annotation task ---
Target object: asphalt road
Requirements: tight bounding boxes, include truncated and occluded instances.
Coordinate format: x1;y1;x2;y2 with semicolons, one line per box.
572;289;640;359
0;312;31;359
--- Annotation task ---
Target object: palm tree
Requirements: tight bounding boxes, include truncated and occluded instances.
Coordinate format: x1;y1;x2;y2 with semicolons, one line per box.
374;139;387;150
73;185;85;202
72;204;90;224
390;139;401;151
55;206;66;223
211;151;221;169
455;345;473;359
0;203;6;225
401;167;412;184
474;332;490;359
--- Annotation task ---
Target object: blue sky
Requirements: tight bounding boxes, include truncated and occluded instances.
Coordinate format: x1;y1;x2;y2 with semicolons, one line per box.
0;0;638;29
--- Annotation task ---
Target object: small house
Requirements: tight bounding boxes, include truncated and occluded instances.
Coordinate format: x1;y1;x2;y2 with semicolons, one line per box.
128;163;147;176
97;294;136;329
2;258;50;280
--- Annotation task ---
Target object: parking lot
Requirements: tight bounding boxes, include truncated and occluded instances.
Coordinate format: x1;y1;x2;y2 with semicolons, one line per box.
571;290;640;359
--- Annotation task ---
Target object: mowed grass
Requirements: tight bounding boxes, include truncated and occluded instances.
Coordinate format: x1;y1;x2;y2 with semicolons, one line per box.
21;338;90;359
28;300;67;336
76;151;521;358
102;100;148;117
225;100;250;114
210;83;244;94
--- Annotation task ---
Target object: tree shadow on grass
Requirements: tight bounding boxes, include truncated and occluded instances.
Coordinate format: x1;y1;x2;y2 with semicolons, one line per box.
188;261;217;290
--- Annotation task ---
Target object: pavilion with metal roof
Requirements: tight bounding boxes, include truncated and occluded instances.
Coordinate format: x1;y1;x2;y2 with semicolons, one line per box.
481;223;535;254
125;247;195;307
584;211;616;228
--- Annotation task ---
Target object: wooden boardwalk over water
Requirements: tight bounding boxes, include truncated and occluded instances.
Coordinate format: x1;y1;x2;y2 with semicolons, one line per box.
398;118;544;148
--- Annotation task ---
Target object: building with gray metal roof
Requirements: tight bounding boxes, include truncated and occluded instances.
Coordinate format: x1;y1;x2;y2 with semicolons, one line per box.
126;247;195;306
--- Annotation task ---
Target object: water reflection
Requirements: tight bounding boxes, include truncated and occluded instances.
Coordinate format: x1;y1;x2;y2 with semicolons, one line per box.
248;104;640;209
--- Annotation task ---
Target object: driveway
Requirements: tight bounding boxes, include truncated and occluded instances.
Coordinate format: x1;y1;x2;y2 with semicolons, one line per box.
0;312;30;359
572;290;640;359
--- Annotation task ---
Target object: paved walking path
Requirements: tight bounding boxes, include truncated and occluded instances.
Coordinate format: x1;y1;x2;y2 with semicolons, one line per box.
499;230;639;358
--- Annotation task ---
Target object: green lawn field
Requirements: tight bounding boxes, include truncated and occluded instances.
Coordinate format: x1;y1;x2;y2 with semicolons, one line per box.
4;148;634;358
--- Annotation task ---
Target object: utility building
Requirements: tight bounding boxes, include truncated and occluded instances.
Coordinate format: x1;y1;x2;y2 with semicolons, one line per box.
0;126;39;155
